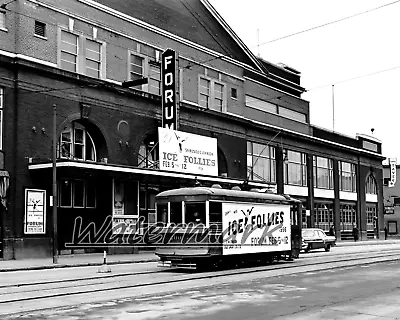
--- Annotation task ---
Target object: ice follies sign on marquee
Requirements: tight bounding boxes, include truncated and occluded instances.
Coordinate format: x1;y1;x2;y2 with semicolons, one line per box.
158;127;218;176
389;158;397;188
161;49;177;130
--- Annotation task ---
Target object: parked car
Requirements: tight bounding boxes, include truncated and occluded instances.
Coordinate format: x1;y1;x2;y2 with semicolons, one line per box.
301;228;336;252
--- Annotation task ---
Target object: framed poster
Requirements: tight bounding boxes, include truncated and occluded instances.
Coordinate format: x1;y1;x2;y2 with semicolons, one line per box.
113;179;125;216
24;189;46;234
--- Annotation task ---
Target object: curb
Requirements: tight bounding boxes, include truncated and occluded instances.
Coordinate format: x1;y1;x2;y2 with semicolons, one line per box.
0;257;160;273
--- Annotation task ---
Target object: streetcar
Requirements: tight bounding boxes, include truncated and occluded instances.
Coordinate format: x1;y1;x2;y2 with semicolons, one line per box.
154;184;302;270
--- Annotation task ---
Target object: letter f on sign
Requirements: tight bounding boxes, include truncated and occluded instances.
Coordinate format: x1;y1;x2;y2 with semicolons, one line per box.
164;56;172;70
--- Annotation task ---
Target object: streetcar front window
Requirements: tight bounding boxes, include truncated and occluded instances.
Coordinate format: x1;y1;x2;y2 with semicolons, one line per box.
185;202;206;225
156;203;168;224
170;201;183;224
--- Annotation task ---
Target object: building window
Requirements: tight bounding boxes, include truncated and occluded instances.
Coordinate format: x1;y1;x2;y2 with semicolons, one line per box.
85;39;101;78
245;95;306;123
313;156;333;189
314;202;334;232
128;52;161;95
0;87;3;150
388;221;397;234
129;54;144;81
339;203;357;231
366;204;376;231
138;134;159;169
148;62;161;95
113;179;139;216
59;29;104;78
59;179;96;208
199;77;210;108
339;161;356;192
278;106;307;123
247;141;276;183
57;122;96;161
246;95;276;114
231;88;237;99
284;150;307;186
73;179;85;208
34;20;46;38
85;180;96;208
366;175;377;194
60;30;78;72
199;76;226;112
0;9;6;30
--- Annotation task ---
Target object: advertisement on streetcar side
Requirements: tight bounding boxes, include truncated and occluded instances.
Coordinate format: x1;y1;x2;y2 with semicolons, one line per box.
222;202;291;256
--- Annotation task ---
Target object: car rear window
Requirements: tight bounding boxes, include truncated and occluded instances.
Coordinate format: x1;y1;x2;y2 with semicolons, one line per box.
302;230;316;237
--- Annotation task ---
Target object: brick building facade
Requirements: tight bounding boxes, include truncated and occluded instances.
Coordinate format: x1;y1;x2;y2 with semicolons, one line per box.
0;0;385;260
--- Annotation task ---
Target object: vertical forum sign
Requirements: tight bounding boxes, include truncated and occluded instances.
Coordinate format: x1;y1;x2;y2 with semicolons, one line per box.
161;49;177;130
389;158;397;188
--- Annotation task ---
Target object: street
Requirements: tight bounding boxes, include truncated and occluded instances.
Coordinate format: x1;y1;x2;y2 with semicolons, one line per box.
6;260;399;320
1;245;400;319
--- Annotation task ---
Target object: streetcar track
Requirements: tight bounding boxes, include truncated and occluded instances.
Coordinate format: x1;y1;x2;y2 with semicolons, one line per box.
1;246;398;290
0;250;399;306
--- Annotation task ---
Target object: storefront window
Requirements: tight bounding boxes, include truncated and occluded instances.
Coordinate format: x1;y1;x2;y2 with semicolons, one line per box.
388;221;397;234
73;179;85;208
284;150;307;186
59;180;72;207
366;204;376;231
314;202;334;232
339;203;357;231
313;156;333;189
247;141;276;182
59;179;96;208
112;179;138;216
339;161;357;192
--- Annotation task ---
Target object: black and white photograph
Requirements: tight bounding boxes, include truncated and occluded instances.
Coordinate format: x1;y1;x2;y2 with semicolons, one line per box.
0;0;399;319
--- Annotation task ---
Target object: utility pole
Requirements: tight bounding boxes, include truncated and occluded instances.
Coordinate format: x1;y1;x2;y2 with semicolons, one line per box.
52;104;58;264
332;84;335;131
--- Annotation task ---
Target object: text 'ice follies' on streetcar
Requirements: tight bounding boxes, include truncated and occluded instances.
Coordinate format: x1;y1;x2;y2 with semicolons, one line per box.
154;184;302;270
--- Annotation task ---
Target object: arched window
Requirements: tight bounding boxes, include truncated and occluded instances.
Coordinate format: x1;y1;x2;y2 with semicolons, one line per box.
57;122;96;161
366;175;377;195
138;133;159;169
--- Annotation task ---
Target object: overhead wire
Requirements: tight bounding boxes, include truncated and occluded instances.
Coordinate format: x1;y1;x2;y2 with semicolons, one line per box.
305;64;400;92
255;0;400;46
3;1;400;98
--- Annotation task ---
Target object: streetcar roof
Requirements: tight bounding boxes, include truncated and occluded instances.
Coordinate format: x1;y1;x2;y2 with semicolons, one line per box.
155;187;300;203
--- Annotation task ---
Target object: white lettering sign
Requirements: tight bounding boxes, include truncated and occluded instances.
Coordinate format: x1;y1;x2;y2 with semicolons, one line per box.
389;158;397;188
24;189;46;234
158;127;218;176
222;203;291;256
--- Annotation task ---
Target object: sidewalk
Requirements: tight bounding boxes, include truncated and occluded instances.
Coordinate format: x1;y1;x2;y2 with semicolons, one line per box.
1;239;400;272
0;251;159;272
336;238;400;246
